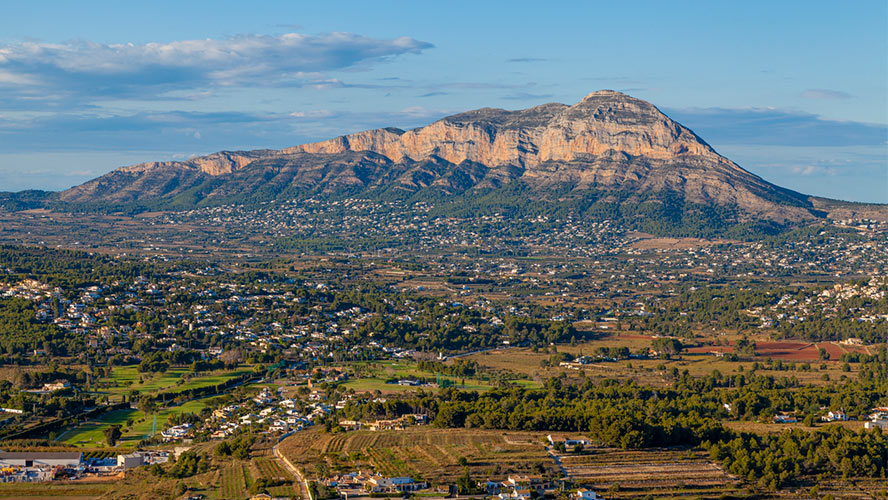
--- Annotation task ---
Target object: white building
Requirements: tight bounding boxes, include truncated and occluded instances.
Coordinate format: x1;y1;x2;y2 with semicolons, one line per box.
573;489;602;500
117;453;144;469
0;451;82;468
864;418;888;430
367;476;427;492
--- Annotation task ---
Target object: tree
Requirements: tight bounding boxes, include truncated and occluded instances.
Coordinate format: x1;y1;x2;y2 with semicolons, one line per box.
103;424;122;446
214;441;232;457
137;395;157;418
652;337;683;357
456;467;475;495
803;414;816;428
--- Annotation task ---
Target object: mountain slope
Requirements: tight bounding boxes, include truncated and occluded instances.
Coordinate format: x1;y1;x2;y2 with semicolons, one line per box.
56;90;872;231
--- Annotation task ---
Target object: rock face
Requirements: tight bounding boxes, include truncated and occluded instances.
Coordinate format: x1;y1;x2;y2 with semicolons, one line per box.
285;91;716;165
60;90;833;223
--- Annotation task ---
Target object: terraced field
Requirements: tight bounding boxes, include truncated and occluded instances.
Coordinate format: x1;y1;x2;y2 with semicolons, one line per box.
219;463;248;499
279;427;557;484
559;448;741;499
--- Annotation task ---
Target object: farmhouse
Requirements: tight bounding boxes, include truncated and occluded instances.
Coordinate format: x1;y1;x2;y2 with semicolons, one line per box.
864;418;888;430
573;489;603;500
41;381;71;392
547;435;590;446
821;410;848;422
367;476;428;492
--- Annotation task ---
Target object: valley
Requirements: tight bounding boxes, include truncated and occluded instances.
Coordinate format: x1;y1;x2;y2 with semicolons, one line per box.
0;91;885;500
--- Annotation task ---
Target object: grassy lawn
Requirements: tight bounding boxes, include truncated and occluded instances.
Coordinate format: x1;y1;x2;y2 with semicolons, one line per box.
175;367;253;392
56;399;209;448
123;399;208;444
55;408;138;446
344;359;535;393
341;377;421;393
94;365;254;402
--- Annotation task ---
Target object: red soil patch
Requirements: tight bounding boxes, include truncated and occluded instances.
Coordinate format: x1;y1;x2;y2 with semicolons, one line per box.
815;342;847;360
686;340;856;361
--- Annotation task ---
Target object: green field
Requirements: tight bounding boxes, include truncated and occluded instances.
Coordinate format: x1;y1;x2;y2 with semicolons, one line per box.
54;408;135;447
56;399;209;447
93;365;254;402
0;481;111;499
342;359;537;393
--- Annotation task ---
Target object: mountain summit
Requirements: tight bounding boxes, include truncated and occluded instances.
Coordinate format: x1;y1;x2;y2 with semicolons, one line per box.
286;90;717;165
58;91;855;233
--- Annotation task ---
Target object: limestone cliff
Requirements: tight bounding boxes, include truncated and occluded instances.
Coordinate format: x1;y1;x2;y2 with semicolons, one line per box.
58;90;856;224
284;91;718;167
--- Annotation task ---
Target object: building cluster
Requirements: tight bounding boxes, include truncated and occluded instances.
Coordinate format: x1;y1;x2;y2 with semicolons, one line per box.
325;471;604;500
338;413;427;432
327;471;428;496
864;407;888;430
0;450;169;483
203;386;326;439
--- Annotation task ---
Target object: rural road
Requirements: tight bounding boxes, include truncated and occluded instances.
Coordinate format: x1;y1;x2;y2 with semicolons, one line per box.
444;345;515;360
545;446;569;479
273;439;313;500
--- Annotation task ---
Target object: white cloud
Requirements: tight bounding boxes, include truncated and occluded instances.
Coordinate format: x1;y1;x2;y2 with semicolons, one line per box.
800;89;854;100
791;164;836;176
290;110;333;118
0;32;433;105
664;106;887;147
0;69;35;85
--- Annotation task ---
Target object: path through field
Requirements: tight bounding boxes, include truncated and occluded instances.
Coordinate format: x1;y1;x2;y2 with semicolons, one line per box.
273;440;313;500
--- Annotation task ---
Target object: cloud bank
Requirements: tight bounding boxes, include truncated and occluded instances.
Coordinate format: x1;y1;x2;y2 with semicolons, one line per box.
0;32;433;106
664;107;887;147
800;89;854;100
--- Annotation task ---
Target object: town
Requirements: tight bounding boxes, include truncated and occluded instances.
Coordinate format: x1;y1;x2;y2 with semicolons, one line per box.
0;237;884;499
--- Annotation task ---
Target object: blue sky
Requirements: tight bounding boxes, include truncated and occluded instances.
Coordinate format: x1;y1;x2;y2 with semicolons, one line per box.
0;1;885;202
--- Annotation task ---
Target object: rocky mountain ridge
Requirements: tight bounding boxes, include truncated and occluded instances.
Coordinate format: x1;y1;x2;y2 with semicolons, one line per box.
284;91;718;165
54;90;884;231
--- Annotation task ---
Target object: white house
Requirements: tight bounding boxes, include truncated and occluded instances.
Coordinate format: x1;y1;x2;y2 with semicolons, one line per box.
864;418;888;430
573;489;602;500
367;476;427;492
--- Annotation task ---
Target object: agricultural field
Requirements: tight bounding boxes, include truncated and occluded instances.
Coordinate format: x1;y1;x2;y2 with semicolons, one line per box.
464;334;867;388
251;457;300;498
685;340;874;361
558;448;740;499
341;359;537;394
278;427;557;484
0;481;112;499
218;462;250;499
560;446;888;499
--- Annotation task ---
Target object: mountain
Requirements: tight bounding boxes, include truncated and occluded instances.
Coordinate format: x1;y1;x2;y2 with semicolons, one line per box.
52;91;884;236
